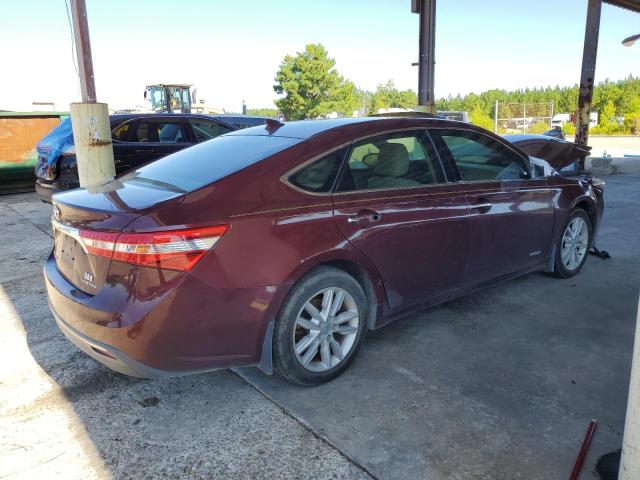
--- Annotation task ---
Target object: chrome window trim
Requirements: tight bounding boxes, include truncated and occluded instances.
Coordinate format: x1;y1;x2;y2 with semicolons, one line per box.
280;127;454;197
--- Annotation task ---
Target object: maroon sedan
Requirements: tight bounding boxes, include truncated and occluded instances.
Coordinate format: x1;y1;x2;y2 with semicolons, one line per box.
45;117;604;385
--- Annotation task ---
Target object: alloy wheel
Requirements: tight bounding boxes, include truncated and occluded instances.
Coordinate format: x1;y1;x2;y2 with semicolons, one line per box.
292;287;360;373
561;217;589;271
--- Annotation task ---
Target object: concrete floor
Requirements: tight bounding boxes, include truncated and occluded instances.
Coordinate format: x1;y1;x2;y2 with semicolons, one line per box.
1;174;639;479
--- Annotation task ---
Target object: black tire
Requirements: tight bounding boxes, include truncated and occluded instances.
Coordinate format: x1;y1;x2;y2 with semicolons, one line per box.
553;208;593;278
273;266;368;386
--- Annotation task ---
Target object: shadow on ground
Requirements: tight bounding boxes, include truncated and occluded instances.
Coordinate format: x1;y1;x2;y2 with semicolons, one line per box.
0;194;370;480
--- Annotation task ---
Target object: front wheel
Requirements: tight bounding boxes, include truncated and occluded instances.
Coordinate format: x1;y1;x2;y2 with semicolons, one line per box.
553;209;592;278
273;267;368;386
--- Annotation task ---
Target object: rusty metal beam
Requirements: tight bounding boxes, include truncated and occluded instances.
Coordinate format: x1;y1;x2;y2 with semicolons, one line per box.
604;0;640;12
70;0;97;103
575;0;602;169
417;0;436;113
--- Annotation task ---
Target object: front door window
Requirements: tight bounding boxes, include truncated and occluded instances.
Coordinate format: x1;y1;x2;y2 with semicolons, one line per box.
337;131;446;192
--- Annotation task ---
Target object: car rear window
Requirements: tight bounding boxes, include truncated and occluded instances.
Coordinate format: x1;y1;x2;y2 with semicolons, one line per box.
120;134;300;192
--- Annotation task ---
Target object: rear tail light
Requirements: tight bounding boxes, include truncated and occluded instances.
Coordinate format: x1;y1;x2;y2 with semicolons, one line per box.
80;225;229;271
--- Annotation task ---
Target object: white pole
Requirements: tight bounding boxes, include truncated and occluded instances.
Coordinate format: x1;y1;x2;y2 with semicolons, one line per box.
70;103;115;187
620;297;640;479
494;100;498;134
69;0;115;188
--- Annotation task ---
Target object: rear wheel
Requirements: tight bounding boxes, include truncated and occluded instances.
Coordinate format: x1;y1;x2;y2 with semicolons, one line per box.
273;267;367;386
553;209;592;278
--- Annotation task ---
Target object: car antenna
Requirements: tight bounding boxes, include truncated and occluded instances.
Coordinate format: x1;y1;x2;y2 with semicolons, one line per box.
265;118;285;134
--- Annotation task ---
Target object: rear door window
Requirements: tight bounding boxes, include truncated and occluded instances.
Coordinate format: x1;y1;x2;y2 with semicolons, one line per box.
131;120;187;143
288;148;346;193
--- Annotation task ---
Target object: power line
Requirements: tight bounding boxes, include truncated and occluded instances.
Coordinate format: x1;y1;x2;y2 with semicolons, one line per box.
64;0;80;79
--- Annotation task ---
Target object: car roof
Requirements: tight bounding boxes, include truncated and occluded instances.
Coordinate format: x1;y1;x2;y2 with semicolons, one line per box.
227;116;466;140
108;113;238;129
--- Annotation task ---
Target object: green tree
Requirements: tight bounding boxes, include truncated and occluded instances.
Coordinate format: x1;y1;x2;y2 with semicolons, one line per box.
469;107;493;131
368;80;417;114
273;44;346;120
328;79;360;117
247;107;279;117
623;96;640;135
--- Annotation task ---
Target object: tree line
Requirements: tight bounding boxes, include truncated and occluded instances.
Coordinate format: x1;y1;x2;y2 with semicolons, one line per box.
254;43;639;135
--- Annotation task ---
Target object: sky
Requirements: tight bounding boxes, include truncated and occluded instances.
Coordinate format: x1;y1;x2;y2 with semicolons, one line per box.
1;0;638;113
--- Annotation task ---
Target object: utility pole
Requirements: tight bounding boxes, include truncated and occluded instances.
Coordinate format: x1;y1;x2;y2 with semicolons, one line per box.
575;0;602;169
69;0;115;188
412;0;436;114
494;100;499;133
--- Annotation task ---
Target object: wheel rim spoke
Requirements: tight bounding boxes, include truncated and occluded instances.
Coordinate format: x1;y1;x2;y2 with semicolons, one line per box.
329;337;343;361
333;310;357;325
321;289;333;317
300;337;321;365
296;332;319;355
320;338;331;369
328;289;345;317
335;325;358;335
296;316;319;331
304;302;324;322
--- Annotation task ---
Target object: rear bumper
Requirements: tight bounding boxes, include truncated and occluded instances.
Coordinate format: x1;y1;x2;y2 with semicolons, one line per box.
51;303;177;378
44;252;274;378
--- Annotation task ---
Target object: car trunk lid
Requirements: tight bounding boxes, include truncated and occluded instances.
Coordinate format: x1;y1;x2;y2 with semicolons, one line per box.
51;178;187;294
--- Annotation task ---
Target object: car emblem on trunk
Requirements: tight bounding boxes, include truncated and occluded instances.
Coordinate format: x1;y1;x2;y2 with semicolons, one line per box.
53;204;61;222
82;271;97;289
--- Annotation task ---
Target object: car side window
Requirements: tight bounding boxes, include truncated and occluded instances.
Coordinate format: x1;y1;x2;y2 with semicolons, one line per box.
337;131;445;192
112;121;132;142
189;119;233;142
288;148;346;193
131;120;187;143
431;129;528;182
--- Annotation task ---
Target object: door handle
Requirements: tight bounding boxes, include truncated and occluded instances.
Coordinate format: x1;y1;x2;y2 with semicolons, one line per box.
347;210;382;224
472;200;492;213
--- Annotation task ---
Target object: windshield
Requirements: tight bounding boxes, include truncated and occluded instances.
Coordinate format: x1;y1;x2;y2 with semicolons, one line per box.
120;134;301;192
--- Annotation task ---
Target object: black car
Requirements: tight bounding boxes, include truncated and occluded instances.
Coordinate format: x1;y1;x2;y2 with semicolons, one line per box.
210;115;272;129
34;114;237;203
